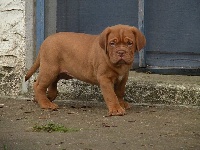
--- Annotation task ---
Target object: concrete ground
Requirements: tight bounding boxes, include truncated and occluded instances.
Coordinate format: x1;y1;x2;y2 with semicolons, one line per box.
0;98;200;150
1;72;200;150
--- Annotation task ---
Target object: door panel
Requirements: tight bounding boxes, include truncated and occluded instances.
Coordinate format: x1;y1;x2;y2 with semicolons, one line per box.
145;0;200;71
57;0;138;34
56;0;139;67
44;0;200;75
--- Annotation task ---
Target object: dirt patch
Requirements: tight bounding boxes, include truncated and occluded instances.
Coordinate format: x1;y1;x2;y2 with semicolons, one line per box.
0;98;200;150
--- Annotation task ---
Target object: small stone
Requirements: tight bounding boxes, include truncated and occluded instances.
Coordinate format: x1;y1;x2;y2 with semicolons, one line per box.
0;104;4;108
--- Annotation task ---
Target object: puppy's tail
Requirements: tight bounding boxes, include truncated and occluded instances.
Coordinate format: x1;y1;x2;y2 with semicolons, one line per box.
25;53;40;81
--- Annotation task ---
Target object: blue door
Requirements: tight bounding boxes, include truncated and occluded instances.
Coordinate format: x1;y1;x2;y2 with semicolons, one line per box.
56;0;140;68
38;0;200;75
56;0;138;34
144;0;200;75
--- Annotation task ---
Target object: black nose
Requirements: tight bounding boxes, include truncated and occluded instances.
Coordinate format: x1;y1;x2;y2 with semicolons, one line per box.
117;50;125;57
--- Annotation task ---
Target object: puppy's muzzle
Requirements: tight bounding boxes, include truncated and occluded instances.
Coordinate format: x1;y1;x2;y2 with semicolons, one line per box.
117;50;126;58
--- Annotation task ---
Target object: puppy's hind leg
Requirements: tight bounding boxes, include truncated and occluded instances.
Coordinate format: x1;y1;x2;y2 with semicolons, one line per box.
34;72;59;110
47;79;58;102
47;73;73;102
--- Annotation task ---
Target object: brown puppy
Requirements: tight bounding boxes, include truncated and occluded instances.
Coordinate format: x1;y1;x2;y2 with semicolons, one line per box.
25;24;146;116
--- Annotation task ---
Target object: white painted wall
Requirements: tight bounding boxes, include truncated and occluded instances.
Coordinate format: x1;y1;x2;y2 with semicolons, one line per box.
0;0;34;97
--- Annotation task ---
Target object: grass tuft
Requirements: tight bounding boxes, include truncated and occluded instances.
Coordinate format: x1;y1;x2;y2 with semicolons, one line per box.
3;145;7;150
33;122;79;133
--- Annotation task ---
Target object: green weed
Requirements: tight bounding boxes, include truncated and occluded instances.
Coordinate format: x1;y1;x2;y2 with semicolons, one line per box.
3;145;7;150
33;122;79;133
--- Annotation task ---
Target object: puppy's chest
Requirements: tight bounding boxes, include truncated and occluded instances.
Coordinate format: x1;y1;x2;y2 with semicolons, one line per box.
118;75;124;81
113;75;126;88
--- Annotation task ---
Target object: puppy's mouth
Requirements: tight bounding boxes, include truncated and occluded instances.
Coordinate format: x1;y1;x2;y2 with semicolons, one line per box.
109;49;134;66
110;55;133;66
113;58;133;67
116;59;127;65
115;52;133;65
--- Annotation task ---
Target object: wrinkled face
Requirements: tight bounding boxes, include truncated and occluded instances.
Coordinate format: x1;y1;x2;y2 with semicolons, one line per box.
107;30;136;66
99;25;146;67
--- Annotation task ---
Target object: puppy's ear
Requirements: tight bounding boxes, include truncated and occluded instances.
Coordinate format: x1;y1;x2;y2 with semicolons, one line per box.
99;27;111;53
131;27;146;51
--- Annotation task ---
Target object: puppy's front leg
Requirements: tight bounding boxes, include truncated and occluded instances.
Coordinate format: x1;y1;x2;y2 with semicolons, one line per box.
114;75;130;110
98;77;126;116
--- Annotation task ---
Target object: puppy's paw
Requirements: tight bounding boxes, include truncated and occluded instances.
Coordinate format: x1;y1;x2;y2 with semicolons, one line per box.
108;105;126;116
33;97;38;103
40;101;59;110
119;101;131;110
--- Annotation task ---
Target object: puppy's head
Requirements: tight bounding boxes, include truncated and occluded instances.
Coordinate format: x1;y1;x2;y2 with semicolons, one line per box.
99;24;146;66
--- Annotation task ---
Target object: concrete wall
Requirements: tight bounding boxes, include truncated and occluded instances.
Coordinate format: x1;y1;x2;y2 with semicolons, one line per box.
0;0;35;98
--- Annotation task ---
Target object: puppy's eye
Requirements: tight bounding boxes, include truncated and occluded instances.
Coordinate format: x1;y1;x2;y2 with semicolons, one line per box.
110;41;116;47
127;41;133;47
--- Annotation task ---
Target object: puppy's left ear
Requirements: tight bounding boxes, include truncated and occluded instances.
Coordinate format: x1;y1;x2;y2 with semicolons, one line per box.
131;27;146;51
99;27;111;53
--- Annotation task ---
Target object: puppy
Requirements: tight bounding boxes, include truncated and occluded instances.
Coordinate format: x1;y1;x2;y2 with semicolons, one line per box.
25;24;146;116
